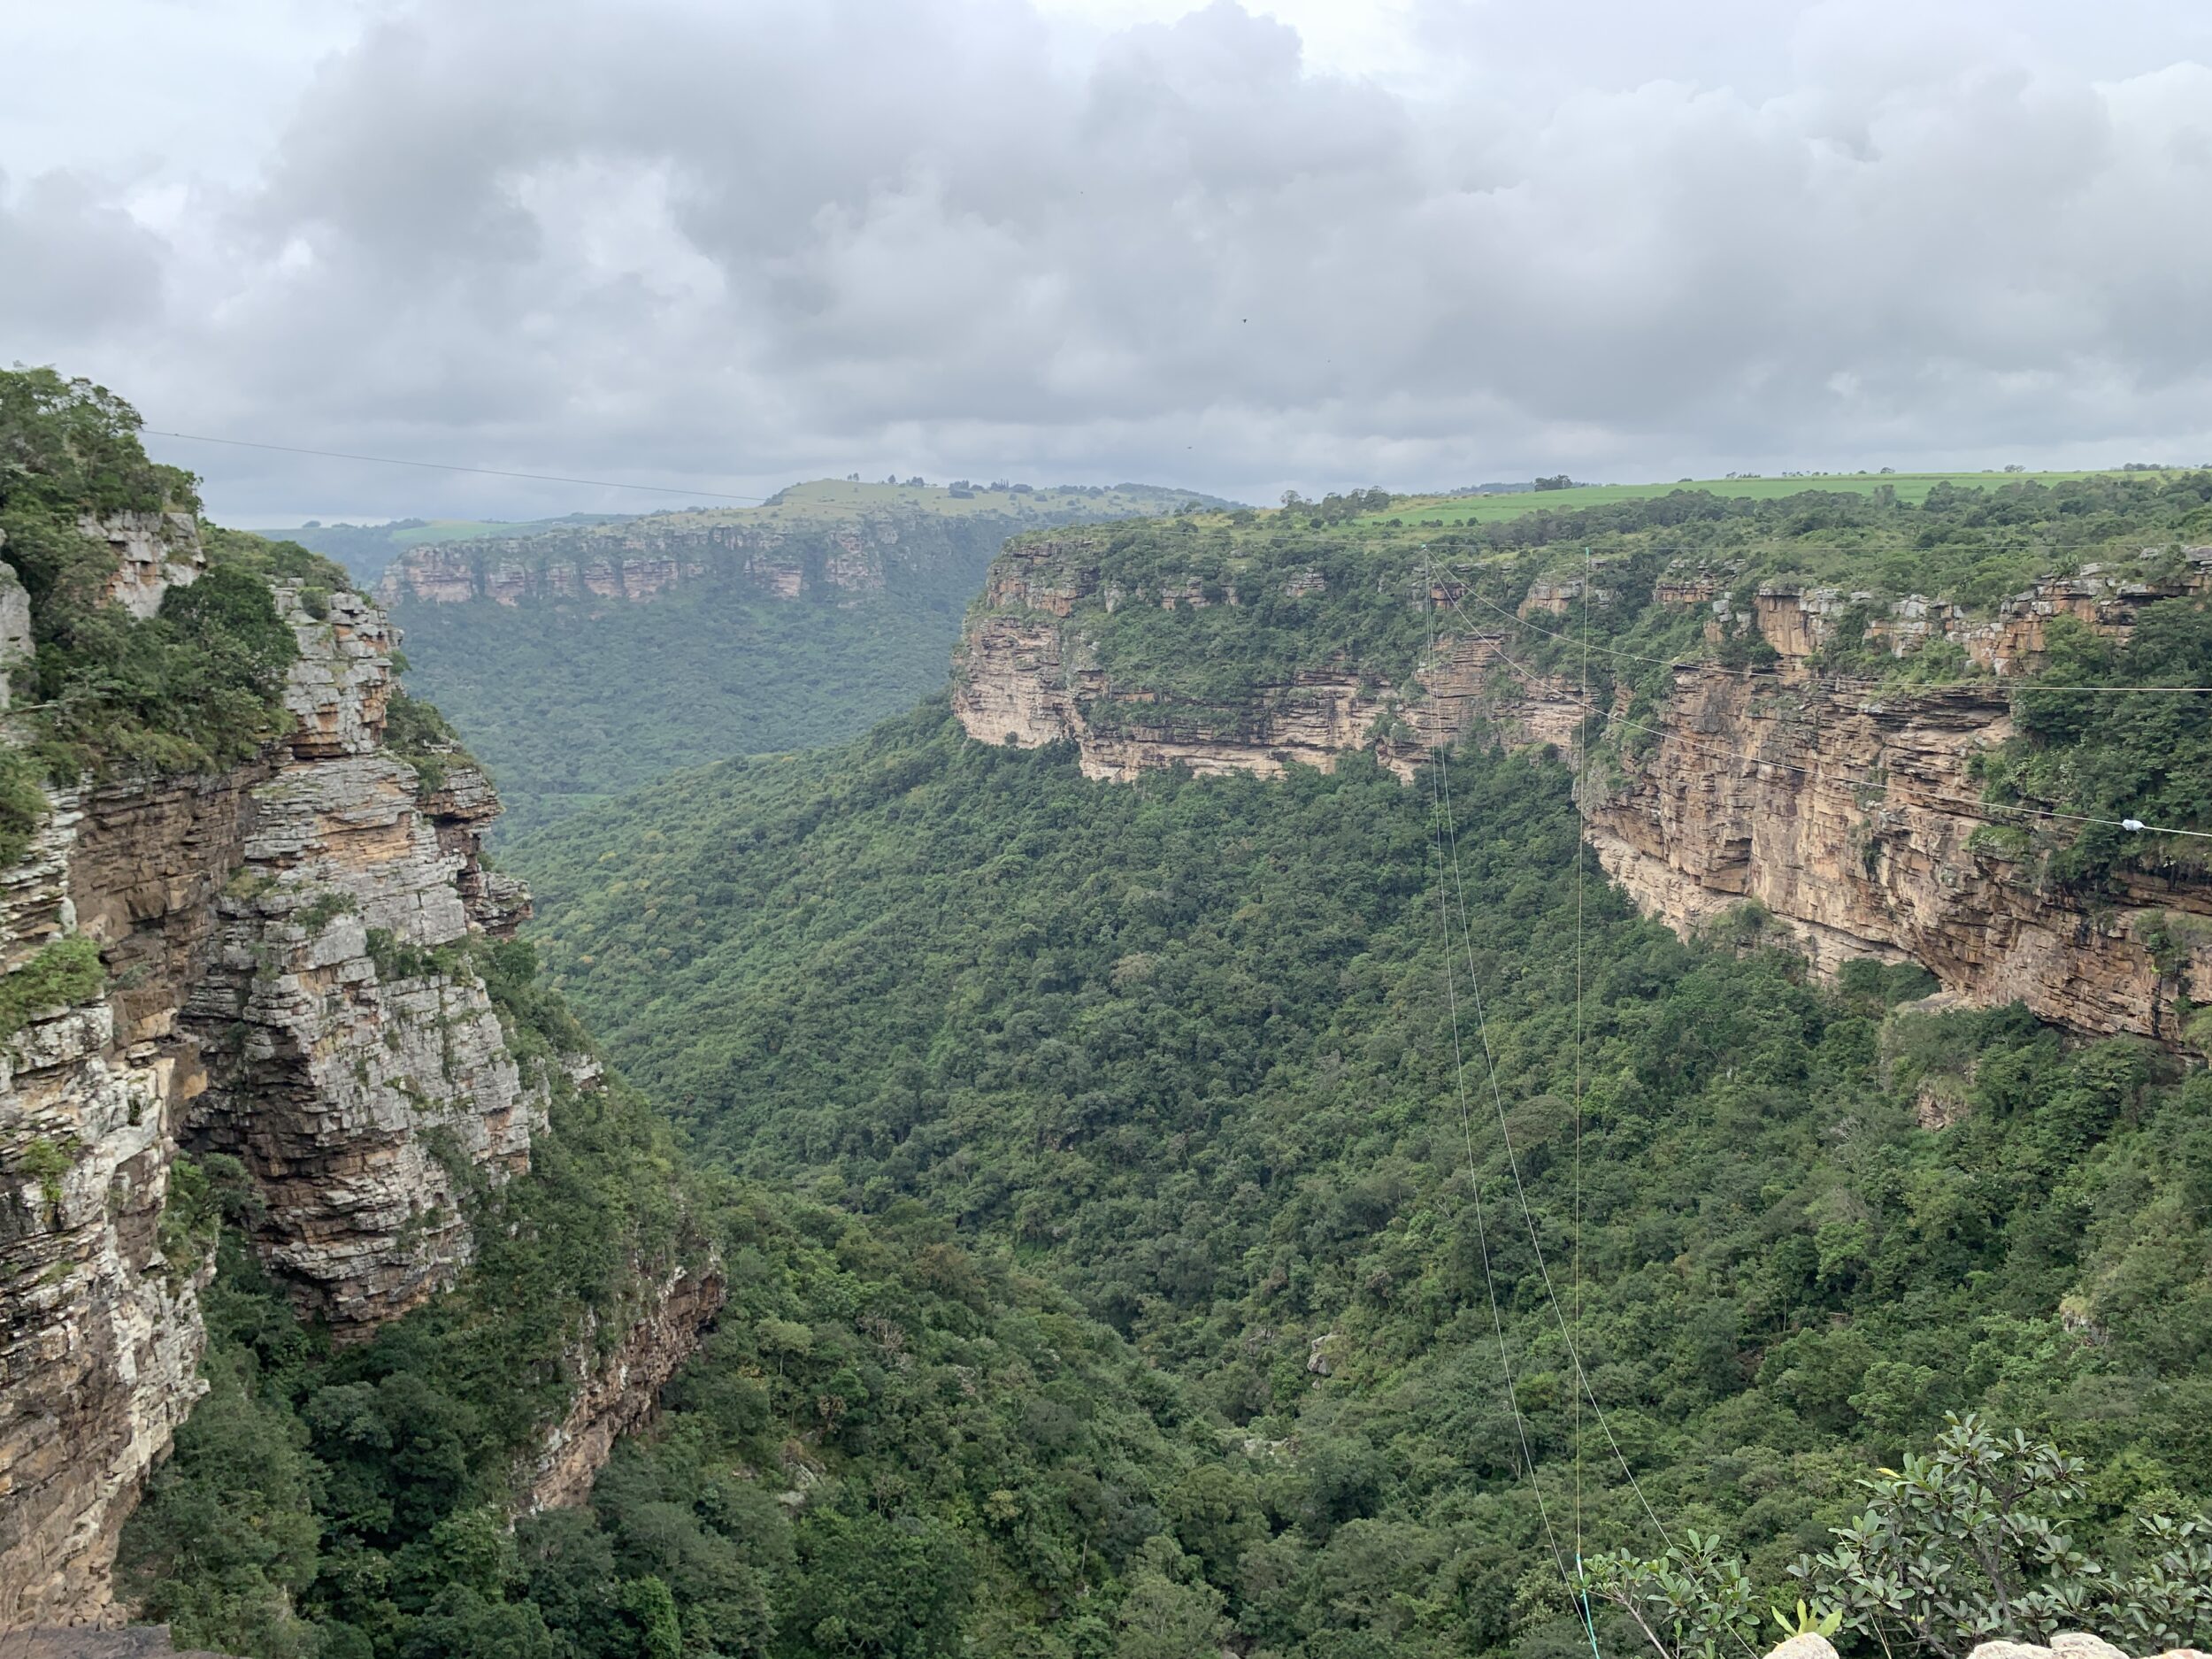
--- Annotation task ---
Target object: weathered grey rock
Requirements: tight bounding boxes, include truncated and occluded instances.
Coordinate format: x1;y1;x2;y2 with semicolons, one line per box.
1960;1635;2185;1659
79;515;202;623
0;782;225;1630
1762;1635;1838;1659
180;605;540;1333
525;1260;726;1511
0;565;31;715
0;564;512;1617
274;586;393;759
2050;1634;2133;1659
0;537;715;1632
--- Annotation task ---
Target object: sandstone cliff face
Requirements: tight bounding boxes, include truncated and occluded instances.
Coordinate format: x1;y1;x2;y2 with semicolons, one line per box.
956;606;1419;782
954;550;1583;785
524;1258;728;1512
0;572;538;1624
0;559;712;1625
0;788;215;1633
1680;550;2212;673
82;514;204;624
954;538;2212;1047
1578;671;2212;1041
378;519;904;608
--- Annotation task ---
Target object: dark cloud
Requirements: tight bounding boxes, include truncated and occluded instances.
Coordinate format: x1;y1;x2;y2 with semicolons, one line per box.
7;0;2212;518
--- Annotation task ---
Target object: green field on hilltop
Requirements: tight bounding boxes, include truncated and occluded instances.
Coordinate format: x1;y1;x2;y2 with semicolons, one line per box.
750;477;1231;524
1367;468;2191;527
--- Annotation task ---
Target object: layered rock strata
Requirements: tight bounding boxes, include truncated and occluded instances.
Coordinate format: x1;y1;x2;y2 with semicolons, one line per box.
1579;671;2211;1041
81;514;203;624
0;790;215;1632
1684;550;2212;673
524;1259;728;1512
0;570;536;1623
378;520;903;608
954;537;2212;1044
955;552;1581;785
0;553;712;1625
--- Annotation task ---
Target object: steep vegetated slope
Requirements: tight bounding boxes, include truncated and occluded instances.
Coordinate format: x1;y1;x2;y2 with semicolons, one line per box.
0;373;1254;1659
513;476;2212;1657
0;368;733;1654
380;480;1227;835
520;729;2209;1655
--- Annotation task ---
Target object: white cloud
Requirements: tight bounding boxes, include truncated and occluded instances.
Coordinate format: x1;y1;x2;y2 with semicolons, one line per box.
6;0;2211;518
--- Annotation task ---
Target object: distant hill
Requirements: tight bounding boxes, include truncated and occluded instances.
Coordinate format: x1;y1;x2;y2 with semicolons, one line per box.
381;479;1235;834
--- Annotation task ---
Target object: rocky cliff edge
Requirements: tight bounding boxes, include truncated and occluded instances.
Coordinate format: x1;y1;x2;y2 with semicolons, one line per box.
0;526;720;1630
953;538;2212;1048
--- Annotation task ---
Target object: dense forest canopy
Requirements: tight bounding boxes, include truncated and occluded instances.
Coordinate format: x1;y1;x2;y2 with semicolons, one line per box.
392;485;1230;836
511;703;2212;1658
9;372;2208;1658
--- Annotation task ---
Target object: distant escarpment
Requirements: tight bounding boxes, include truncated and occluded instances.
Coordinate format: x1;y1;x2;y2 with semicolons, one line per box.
0;511;718;1630
379;484;1235;840
955;516;2212;1046
378;480;1225;611
955;534;1594;780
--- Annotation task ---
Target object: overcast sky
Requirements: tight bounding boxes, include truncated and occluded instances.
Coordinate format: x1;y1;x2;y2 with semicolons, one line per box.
7;0;2212;521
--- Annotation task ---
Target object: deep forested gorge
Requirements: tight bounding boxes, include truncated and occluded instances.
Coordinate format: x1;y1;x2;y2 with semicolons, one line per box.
383;485;1225;836
4;369;2209;1659
512;701;2212;1656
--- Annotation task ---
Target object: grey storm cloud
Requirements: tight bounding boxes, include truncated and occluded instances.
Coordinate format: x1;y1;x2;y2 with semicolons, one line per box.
8;0;2212;518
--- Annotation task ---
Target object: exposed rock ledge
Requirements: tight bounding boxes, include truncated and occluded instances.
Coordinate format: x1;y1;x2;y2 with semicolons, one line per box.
377;519;901;608
953;544;2212;1047
1582;668;2212;1042
0;546;712;1627
954;610;1582;785
525;1260;728;1512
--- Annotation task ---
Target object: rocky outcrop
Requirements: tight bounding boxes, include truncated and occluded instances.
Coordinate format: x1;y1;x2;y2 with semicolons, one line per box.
954;557;1581;786
119;583;543;1333
0;788;214;1633
0;569;30;716
524;1260;727;1512
1;562;548;1624
1578;670;2212;1041
377;519;903;608
1671;550;2212;673
955;534;2212;1046
955;609;1410;781
81;515;202;625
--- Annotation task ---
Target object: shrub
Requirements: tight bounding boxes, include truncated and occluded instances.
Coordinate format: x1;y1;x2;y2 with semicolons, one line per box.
0;934;104;1037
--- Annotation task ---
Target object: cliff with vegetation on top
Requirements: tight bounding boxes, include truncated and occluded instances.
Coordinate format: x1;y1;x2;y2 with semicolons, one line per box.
374;481;1232;835
0;371;718;1641
950;481;2212;1046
